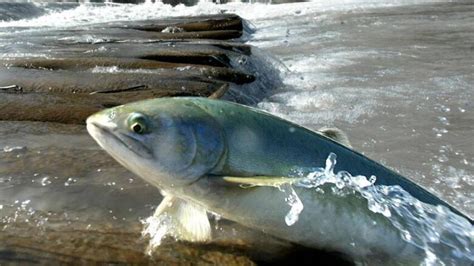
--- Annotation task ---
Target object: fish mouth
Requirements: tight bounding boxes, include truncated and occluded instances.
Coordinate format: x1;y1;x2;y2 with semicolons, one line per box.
87;120;154;159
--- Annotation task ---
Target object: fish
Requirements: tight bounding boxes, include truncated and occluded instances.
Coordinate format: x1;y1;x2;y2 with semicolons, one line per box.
86;97;473;263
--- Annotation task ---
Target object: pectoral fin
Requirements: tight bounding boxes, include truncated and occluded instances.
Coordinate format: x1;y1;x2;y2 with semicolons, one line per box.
318;127;352;148
222;176;300;187
153;196;211;242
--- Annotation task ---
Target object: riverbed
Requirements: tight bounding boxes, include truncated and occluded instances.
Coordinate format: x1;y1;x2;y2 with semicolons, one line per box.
0;0;472;264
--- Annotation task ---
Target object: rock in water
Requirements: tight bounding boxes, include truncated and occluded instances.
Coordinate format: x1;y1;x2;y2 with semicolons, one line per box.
0;14;270;124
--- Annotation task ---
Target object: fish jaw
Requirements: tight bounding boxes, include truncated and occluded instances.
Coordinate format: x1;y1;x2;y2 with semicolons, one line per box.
86;111;165;188
86;111;123;160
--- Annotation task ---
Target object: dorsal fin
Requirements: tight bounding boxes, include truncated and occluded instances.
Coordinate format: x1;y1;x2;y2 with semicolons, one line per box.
318;127;352;148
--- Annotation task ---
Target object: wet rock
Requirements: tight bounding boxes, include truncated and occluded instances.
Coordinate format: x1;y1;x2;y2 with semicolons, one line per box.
106;14;244;34
0;13;294;265
0;228;256;265
0;206;352;265
0;13;269;124
0;84;228;124
11;14;245;43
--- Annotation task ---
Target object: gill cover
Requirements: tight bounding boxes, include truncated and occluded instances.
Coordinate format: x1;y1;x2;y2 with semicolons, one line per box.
176;103;226;180
145;100;226;182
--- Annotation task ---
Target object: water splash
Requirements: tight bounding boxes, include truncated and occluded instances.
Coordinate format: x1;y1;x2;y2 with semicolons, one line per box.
0;199;48;231
40;176;52;186
287;153;473;265
2;145;27;153
0;0;458;28
278;183;303;226
64;177;78;186
141;213;174;255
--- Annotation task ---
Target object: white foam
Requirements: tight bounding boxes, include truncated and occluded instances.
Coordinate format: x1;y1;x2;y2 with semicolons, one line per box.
0;0;455;28
278;183;304;226
141;213;174;255
289;153;474;265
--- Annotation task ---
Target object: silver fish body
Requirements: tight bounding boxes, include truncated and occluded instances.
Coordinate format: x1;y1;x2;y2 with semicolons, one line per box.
86;97;472;263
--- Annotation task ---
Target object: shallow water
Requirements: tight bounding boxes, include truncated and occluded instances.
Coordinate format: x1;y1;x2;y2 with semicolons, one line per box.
252;1;474;216
0;0;473;264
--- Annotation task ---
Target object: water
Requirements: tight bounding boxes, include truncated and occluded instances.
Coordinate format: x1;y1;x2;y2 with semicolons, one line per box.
286;153;473;265
0;0;473;264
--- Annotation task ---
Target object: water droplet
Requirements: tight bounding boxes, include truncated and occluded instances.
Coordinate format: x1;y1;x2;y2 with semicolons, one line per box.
41;177;51;186
279;184;304;226
2;146;27;153
335;179;345;189
64;177;77;186
0;176;12;183
437;154;448;163
20;200;30;210
325;153;337;176
368;175;377;184
400;230;411;242
438;116;450;126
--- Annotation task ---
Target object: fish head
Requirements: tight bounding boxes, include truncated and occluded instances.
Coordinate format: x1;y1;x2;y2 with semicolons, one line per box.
86;98;225;190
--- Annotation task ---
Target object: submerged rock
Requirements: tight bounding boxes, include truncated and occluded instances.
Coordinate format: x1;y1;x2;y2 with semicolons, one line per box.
0;13;275;124
0;13;305;265
0;207;351;265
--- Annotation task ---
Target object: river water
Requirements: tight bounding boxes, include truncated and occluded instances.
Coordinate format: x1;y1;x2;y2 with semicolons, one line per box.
0;0;473;264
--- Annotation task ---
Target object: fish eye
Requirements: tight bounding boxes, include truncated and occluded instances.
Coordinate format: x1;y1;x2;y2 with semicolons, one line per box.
127;113;148;135
131;122;144;134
